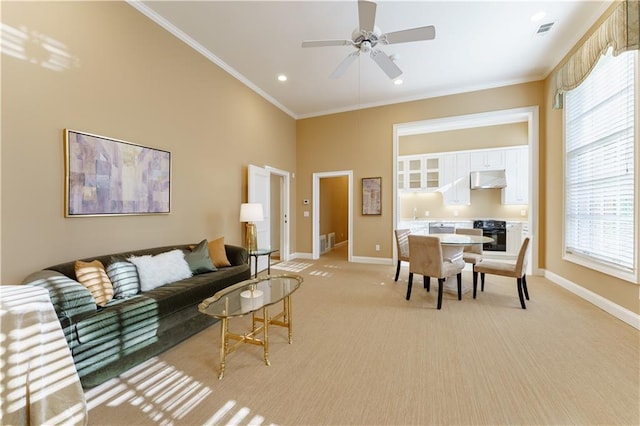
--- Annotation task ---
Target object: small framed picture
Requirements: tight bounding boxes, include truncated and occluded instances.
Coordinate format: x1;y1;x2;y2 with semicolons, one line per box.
362;177;381;215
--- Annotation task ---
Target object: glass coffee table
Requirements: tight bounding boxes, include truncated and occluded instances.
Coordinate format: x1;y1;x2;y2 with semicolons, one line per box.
198;274;303;379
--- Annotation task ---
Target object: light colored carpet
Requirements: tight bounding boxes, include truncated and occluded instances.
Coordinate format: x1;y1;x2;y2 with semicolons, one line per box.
86;247;640;425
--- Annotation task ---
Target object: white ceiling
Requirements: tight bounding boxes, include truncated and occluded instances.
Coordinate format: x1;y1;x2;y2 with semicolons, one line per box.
131;1;611;119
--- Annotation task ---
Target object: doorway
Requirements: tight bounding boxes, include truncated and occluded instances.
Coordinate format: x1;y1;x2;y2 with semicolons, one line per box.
392;106;539;275
312;171;353;261
248;164;291;274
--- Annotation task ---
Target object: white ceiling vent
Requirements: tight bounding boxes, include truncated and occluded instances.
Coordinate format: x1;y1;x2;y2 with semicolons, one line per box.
535;22;555;36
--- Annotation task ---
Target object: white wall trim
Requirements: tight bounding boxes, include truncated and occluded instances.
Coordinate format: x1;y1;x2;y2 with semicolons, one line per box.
543;269;640;330
351;256;394;265
291;252;313;260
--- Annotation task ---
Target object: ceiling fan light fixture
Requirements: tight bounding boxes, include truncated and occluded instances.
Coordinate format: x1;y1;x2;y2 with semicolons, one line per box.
301;0;435;80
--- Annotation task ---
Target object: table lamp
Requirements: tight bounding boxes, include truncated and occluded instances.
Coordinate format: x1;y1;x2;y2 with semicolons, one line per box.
240;203;263;252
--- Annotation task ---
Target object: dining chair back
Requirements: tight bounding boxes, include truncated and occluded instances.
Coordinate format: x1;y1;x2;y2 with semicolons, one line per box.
394;229;411;282
407;235;465;310
473;237;531;309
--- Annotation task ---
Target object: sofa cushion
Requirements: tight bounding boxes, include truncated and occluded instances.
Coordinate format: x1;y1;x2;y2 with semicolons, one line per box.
184;239;217;274
106;259;140;298
74;260;114;307
22;270;97;322
128;249;192;291
208;237;232;267
140;264;251;319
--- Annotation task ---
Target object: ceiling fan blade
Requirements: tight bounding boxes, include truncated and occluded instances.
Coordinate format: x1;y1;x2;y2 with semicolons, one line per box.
330;51;360;79
383;25;436;45
358;0;377;33
370;48;402;79
302;39;353;48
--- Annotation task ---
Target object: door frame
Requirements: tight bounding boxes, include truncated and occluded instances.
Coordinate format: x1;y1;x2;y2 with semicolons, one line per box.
312;170;353;261
265;166;291;261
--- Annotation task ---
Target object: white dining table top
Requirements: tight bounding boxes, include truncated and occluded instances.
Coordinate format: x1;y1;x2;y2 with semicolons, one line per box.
429;233;494;245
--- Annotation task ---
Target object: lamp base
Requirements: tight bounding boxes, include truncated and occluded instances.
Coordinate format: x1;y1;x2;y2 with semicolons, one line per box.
245;222;258;252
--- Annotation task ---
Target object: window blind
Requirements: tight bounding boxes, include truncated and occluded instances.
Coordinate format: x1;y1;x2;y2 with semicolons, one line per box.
564;48;636;274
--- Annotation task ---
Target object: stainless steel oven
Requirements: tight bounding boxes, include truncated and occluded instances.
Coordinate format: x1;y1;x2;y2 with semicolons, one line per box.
473;220;507;252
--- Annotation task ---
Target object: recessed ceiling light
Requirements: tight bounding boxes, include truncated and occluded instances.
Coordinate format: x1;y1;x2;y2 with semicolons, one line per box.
393;79;403;85
277;74;288;82
531;11;546;22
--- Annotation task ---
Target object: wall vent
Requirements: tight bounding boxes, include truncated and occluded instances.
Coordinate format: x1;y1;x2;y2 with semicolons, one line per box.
320;234;327;253
328;232;336;250
536;22;554;35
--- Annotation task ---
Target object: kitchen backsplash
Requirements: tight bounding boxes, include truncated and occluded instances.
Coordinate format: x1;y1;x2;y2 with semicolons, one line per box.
399;187;528;220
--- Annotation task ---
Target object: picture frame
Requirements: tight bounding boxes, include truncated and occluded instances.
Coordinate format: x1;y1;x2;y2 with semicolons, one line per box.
362;177;381;215
64;129;171;217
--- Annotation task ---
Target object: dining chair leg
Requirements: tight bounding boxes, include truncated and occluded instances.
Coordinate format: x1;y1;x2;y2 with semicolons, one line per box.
522;274;530;300
480;272;485;291
472;270;478;299
517;277;526;309
437;278;445;310
406;273;414;300
423;276;430;292
456;273;462;300
394;261;401;282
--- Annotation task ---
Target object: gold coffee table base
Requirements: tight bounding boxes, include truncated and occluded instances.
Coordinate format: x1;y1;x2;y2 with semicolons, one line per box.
199;274;302;380
218;298;293;379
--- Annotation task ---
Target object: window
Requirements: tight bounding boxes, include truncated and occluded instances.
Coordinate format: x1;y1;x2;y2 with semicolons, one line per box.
564;48;637;282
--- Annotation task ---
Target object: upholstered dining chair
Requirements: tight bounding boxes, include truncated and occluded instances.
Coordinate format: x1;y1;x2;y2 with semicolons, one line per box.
455;227;484;297
406;235;465;310
394;229;411;282
473;237;531;309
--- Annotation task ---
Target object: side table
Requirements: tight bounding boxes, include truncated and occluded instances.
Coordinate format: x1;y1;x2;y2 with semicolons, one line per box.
248;248;279;278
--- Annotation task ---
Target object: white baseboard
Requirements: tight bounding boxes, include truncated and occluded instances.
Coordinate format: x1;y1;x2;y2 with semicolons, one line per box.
291;252;313;260
543;269;640;330
351;256;394;265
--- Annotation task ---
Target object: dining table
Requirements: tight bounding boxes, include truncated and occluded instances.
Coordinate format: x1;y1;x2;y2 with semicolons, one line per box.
422;232;494;295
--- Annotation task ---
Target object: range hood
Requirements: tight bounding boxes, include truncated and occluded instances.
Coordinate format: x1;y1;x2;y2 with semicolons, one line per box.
470;170;507;189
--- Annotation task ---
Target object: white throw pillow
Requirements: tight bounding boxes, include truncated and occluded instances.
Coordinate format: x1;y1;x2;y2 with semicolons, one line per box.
128;249;192;291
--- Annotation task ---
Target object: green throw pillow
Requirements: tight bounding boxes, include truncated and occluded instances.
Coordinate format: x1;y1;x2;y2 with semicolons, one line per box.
106;259;140;298
184;239;217;275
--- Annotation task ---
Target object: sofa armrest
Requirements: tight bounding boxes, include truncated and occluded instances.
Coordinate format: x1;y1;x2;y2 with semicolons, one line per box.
225;244;248;266
22;270;97;322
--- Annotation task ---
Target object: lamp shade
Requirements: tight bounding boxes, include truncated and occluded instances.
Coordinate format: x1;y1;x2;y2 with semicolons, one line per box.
240;203;264;222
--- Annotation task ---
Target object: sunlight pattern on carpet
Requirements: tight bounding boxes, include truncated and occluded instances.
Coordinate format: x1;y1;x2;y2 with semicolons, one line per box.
85;357;275;426
270;261;313;273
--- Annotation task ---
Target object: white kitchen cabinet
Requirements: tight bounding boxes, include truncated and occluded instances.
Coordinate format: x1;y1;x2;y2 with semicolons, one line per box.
506;222;523;255
398;155;440;191
502;147;529;205
440;153;470;205
469;150;506;171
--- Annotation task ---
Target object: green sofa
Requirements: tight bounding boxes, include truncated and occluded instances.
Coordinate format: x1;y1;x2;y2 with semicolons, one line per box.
22;243;251;388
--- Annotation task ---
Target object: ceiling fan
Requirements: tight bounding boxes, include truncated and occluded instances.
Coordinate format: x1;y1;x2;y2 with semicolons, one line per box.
301;0;436;80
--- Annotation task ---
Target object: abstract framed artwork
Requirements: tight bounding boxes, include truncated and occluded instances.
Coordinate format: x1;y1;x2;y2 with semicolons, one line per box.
64;129;171;217
362;177;381;215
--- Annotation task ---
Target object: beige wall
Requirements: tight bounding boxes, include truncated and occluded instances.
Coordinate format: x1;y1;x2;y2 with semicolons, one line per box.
319;176;349;245
400;122;528;155
542;4;639;314
1;1;296;283
297;82;545;260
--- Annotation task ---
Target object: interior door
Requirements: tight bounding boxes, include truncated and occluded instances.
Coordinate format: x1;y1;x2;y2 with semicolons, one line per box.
248;164;270;273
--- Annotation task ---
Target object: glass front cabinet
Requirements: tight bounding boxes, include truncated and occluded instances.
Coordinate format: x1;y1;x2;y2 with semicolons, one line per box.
398;155;440;192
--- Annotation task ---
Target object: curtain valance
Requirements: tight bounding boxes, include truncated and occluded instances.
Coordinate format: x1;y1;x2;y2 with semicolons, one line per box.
552;0;639;109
